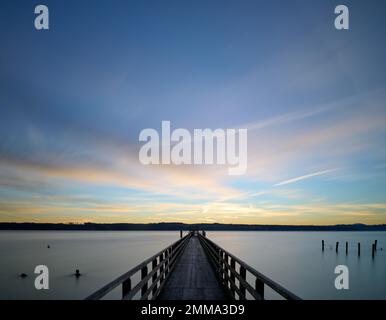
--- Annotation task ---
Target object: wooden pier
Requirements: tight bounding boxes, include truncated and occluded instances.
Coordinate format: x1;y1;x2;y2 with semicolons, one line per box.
157;235;227;300
86;231;300;300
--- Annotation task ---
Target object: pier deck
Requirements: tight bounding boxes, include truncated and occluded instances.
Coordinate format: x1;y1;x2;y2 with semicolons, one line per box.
157;235;227;300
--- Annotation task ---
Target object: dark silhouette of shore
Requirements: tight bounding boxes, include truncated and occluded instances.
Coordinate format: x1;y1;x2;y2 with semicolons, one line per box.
0;222;385;231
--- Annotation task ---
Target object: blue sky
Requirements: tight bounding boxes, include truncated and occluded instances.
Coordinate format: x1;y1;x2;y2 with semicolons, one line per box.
0;0;386;224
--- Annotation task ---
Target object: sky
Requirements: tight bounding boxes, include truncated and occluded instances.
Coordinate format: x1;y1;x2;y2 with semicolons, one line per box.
0;0;386;225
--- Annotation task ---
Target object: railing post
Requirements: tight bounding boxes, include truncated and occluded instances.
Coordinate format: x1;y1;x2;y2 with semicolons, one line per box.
152;258;158;296
160;252;165;282
141;265;148;299
164;250;168;276
239;266;246;300
224;253;228;283
170;245;176;267
122;277;131;298
221;251;226;285
255;278;264;300
217;248;222;275
230;258;236;297
167;248;171;273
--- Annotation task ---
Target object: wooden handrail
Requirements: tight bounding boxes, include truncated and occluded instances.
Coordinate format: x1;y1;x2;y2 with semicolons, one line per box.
198;233;301;300
85;232;192;300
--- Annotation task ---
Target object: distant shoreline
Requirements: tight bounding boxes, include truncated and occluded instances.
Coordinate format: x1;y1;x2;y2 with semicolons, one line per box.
0;222;385;231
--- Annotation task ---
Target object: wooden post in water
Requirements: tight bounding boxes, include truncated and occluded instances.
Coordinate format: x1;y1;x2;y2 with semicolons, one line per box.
180;230;182;238
372;244;375;259
345;242;348;255
358;243;361;256
322;240;325;251
374;240;378;251
336;242;339;253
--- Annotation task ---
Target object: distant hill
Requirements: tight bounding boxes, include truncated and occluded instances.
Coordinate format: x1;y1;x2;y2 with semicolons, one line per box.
0;222;385;231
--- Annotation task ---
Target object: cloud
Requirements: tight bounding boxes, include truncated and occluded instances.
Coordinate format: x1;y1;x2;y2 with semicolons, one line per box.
273;169;338;187
244;89;386;183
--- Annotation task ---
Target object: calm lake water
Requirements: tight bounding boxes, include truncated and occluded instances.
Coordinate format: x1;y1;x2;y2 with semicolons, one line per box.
0;231;385;300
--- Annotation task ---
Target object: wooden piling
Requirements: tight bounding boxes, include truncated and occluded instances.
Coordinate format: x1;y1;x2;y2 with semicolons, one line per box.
322;240;325;251
374;240;378;251
180;230;183;238
372;244;375;258
345;242;348;255
358;242;361;256
336;242;339;253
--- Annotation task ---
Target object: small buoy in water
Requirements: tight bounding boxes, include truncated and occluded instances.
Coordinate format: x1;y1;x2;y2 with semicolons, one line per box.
20;273;28;278
47;245;50;249
75;269;81;277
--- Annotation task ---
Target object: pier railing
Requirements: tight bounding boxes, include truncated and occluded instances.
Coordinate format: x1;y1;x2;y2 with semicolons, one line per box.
198;233;301;300
86;232;192;300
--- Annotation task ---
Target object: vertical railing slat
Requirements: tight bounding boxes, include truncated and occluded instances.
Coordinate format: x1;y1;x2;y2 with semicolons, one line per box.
160;252;165;282
230;258;236;297
152;258;158;297
255;278;264;300
239;265;246;300
122;278;131;299
224;253;229;286
141;266;148;299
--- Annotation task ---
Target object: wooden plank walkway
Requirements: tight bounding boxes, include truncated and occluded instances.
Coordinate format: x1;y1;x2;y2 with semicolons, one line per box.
157;235;228;300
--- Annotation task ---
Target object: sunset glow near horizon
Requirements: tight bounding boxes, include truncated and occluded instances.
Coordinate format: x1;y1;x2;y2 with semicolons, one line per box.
1;0;386;225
